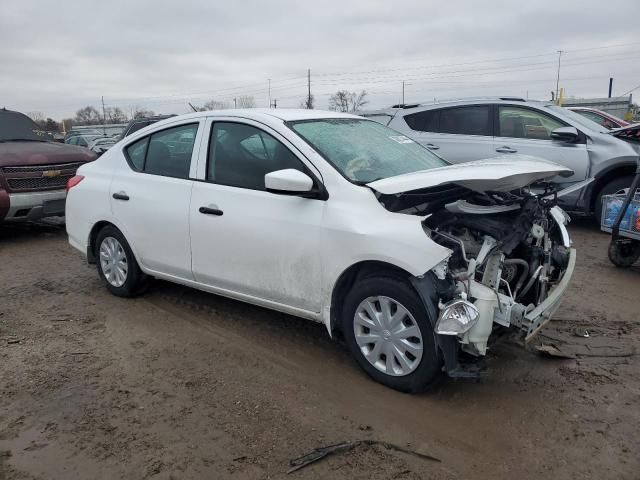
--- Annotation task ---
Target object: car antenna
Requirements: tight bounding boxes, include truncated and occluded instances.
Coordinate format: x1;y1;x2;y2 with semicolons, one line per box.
188;102;199;112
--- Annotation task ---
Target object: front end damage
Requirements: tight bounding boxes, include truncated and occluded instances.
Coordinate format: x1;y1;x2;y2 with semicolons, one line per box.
372;165;579;377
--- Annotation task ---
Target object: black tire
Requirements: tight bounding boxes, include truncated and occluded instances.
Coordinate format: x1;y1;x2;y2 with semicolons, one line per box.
595;176;634;222
608;239;640;268
95;225;146;297
341;276;442;393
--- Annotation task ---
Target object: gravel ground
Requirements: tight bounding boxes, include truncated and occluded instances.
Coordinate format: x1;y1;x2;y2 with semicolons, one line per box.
0;219;638;479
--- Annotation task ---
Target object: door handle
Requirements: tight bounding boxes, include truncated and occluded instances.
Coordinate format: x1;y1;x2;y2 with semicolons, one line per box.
496;146;517;153
112;192;129;201
199;206;224;216
425;143;440;150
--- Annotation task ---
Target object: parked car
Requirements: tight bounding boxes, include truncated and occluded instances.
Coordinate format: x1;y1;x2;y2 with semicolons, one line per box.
88;136;118;156
363;97;640;219
66;109;577;392
567;107;629;130
66;134;105;148
0;108;97;222
64;129;102;143
119;115;176;139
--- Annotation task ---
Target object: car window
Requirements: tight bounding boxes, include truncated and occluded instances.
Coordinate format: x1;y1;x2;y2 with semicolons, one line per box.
498;106;564;140
404;109;438;132
439;106;491;136
125;137;148;170
144;124;198;179
208;122;305;190
77;137;88;147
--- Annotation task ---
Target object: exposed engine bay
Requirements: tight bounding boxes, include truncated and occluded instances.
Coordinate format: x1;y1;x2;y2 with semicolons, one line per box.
377;182;577;359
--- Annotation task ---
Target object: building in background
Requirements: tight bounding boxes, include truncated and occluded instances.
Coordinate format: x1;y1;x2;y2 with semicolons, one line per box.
562;95;635;121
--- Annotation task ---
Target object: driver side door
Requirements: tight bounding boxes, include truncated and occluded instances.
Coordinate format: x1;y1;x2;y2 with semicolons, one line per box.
189;119;326;313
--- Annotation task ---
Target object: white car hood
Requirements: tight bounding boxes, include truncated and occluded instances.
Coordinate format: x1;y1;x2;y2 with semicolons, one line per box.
367;155;573;195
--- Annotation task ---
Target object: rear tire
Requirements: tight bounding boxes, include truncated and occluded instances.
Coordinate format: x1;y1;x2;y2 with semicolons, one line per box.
608;239;640;268
95;225;146;297
595;176;633;222
341;276;442;393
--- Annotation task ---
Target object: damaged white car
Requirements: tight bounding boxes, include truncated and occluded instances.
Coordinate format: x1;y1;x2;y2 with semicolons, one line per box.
66;110;577;392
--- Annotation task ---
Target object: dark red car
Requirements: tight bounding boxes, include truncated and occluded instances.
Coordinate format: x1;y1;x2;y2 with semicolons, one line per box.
0;108;97;222
568;107;630;130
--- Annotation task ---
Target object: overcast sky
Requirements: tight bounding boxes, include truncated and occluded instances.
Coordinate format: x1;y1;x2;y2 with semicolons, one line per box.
2;0;639;119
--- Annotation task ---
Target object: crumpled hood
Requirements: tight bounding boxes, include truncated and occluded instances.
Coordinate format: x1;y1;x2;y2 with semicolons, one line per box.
0;141;97;167
367;155;573;195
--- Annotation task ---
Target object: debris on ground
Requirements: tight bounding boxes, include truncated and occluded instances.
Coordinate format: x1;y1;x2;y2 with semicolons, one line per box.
287;440;441;474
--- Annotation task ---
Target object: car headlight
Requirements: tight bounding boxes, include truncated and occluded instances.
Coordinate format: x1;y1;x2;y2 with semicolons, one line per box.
435;298;479;335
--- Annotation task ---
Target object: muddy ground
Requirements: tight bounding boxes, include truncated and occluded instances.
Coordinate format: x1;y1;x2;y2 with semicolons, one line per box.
0;219;638;479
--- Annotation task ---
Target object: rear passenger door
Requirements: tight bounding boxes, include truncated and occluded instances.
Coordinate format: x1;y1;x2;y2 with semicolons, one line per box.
110;121;204;279
400;105;495;164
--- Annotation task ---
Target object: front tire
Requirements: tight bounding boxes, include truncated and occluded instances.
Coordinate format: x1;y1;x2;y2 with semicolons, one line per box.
95;225;146;297
341;276;442;393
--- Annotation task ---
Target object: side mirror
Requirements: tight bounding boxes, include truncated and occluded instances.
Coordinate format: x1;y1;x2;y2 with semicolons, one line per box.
551;126;580;143
265;169;314;195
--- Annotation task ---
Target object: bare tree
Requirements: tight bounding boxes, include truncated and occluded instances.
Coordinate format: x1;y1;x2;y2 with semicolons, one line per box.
351;90;369;111
328;91;351;112
328;90;369;112
202;99;231;110
300;94;314;109
105;107;128;123
27;111;45;123
236;95;256;108
74;106;101;125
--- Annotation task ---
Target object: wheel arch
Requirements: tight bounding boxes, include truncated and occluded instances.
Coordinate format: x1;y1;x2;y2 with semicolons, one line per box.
328;260;415;335
87;220;144;270
588;162;637;212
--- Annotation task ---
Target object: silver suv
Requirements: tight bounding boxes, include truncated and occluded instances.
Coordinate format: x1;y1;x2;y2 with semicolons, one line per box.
364;97;639;218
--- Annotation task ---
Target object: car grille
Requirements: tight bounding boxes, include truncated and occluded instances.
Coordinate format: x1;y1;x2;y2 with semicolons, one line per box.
1;162;84;192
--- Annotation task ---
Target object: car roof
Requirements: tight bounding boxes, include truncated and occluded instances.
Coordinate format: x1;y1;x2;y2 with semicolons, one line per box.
155;108;360;124
363;97;555;116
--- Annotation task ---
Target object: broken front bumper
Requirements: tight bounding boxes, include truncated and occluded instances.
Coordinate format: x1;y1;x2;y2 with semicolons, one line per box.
523;248;577;342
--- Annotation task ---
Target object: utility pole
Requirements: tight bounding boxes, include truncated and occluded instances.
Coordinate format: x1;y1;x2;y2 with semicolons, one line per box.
402;81;405;105
101;96;106;135
268;79;271;108
272;99;277;109
555;50;563;105
307;69;311;109
233;97;237;109
608;78;613;98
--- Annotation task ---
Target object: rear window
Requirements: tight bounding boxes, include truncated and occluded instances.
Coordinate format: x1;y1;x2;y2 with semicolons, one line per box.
404;110;438;132
439;106;491;136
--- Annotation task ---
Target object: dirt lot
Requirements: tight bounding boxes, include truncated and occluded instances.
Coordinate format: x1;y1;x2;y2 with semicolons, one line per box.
0;219;638;480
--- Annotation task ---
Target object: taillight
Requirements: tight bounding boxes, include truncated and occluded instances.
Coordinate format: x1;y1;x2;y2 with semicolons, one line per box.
66;175;85;192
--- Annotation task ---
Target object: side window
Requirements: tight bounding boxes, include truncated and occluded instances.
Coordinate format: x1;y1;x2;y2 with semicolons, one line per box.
404;110;438;132
439;106;491;136
77;137;88;147
498;106;564;140
125;137;148;170
124;124;198;178
144;124;198;178
207;122;305;191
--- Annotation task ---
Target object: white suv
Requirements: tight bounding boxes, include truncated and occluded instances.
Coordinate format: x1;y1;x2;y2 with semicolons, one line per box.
364;98;639;219
66;109;575;392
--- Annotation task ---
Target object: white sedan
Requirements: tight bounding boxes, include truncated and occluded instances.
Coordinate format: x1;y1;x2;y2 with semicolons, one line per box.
66;109;576;392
